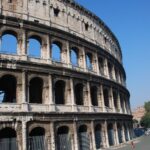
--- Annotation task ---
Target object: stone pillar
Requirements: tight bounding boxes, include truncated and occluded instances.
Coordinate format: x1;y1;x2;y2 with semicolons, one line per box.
73;121;79;150
100;84;105;112
48;74;55;111
21;71;29;111
66;41;70;66
114;122;119;146
104;121;109;148
104;58;109;78
87;82;92;111
50;122;55;150
95;53;100;75
82;47;86;71
91;121;96;149
127;126;131;141
117;91;122;113
22;121;27;150
122;125;126;143
112;65;116;80
70;78;76;111
17;30;27;57
41;35;50;60
22;71;26;103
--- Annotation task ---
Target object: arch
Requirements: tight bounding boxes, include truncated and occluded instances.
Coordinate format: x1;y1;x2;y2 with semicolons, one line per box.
107;123;114;146
120;94;125;113
29;77;43;104
28;127;46;150
0;75;17;103
70;48;78;66
51;42;61;62
98;57;104;76
28;36;41;58
86;53;92;70
117;123;123;143
103;89;109;108
56;126;72;150
113;91;118;110
54;80;66;104
0;127;18;150
124;124;129;141
95;124;102;149
90;86;98;106
108;62;113;79
1;32;17;54
74;83;84;105
78;125;90;150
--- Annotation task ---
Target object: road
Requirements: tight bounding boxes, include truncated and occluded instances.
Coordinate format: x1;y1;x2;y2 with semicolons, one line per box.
106;135;150;150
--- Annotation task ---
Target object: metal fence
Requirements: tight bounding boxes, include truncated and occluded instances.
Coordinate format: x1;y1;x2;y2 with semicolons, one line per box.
28;136;47;150
79;132;90;150
95;131;102;149
0;138;18;150
57;134;72;150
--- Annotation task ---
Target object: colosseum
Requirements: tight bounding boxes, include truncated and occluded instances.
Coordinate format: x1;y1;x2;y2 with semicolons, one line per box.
0;0;133;150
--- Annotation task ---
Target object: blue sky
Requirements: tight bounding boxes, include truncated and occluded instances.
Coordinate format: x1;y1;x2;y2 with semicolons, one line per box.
76;0;150;110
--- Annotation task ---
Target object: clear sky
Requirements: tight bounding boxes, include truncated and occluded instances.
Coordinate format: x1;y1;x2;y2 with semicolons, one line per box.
76;0;150;110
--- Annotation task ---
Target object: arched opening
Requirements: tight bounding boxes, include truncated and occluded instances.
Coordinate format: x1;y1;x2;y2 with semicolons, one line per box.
29;77;43;104
28;127;46;150
120;94;125;113
0;127;18;150
113;91;118;110
28;36;41;58
98;57;104;76
86;53;92;71
90;86;98;106
78;125;90;150
54;80;66;104
103;89;109;108
1;32;17;54
108;62;113;79
51;42;61;62
0;75;16;103
57;126;72;150
74;83;84;105
95;124;102;149
124;124;129;141
107;123;114;146
70;48;78;66
117;123;123;143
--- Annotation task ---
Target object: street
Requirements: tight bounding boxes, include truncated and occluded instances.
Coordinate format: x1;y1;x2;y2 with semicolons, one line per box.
106;135;150;150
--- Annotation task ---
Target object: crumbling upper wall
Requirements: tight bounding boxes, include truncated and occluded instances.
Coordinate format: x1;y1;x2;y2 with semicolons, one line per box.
0;0;122;63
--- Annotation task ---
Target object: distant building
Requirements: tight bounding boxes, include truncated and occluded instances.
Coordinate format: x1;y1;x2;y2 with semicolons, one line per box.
132;106;145;127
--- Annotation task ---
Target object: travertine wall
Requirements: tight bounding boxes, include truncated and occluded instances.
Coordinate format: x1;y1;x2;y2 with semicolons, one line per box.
0;0;122;63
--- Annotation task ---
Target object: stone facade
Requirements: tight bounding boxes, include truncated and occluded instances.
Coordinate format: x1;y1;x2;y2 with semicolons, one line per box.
0;0;133;150
132;106;145;122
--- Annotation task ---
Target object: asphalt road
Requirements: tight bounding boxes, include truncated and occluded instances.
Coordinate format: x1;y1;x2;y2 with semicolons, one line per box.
106;135;150;150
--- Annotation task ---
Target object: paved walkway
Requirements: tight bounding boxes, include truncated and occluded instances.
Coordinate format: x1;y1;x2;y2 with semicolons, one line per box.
105;135;150;150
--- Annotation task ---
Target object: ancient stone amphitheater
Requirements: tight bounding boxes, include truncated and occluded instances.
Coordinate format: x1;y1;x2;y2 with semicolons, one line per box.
0;0;133;150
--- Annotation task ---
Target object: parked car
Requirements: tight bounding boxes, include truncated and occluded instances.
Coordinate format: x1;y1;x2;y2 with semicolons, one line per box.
145;128;150;136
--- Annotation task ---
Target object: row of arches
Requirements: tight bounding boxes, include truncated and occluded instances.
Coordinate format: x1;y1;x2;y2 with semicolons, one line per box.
0;74;129;113
0;31;125;85
0;122;133;150
0;33;92;69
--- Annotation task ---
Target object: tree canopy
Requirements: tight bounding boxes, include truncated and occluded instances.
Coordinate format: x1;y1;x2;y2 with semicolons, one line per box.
140;101;150;128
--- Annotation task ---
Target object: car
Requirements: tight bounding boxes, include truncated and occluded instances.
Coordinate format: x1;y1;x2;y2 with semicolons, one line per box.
145;129;150;136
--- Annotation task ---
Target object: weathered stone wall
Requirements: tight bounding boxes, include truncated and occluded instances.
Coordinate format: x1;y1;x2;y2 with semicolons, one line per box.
0;0;122;63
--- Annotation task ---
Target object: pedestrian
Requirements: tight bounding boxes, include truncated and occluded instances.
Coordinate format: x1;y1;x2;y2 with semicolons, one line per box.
131;141;135;149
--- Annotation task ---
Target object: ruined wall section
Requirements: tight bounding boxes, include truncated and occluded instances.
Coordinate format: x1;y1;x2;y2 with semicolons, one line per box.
0;0;122;63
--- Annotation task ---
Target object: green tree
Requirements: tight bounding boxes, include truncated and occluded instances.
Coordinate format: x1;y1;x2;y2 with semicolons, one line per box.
144;101;150;113
140;101;150;128
140;113;150;128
